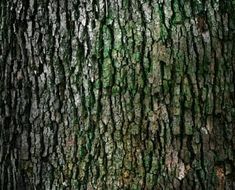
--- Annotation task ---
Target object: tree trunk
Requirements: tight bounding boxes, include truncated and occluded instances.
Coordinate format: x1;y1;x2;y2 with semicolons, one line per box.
0;0;235;189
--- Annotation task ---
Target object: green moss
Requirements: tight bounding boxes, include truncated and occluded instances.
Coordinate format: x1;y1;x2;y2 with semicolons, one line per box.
79;145;87;158
160;24;169;42
146;174;154;188
164;65;171;80
144;155;151;171
162;80;170;93
102;58;113;88
150;156;160;174
130;184;140;190
133;52;140;62
185;124;193;135
172;3;184;24
112;86;120;95
130;124;139;135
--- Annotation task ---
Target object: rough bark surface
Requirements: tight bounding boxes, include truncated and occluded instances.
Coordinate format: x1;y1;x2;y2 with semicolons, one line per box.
0;0;235;189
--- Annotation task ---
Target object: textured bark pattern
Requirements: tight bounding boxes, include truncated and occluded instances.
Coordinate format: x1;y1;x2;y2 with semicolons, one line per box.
0;0;235;189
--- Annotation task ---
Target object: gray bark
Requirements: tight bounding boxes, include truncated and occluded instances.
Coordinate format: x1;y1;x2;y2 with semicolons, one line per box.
0;0;235;189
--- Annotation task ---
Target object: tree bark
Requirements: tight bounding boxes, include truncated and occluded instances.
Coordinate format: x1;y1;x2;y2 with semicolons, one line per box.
0;0;235;189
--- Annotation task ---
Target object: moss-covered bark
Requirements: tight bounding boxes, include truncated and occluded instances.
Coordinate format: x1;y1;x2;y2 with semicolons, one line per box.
0;0;235;189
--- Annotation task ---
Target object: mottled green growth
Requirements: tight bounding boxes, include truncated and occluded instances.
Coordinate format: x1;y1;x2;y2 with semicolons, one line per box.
103;58;113;88
1;0;234;189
